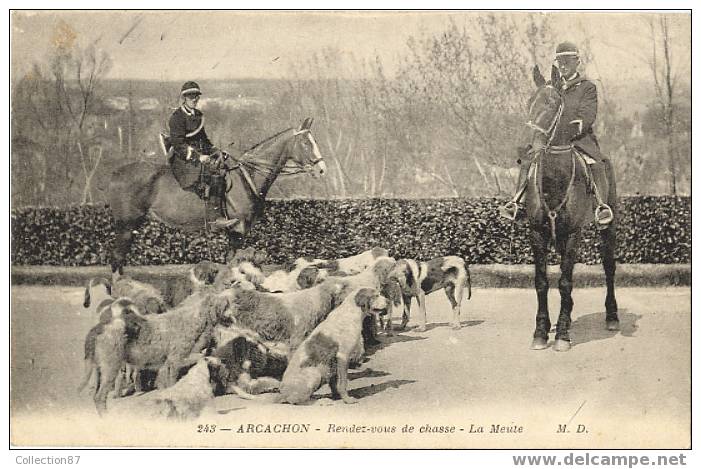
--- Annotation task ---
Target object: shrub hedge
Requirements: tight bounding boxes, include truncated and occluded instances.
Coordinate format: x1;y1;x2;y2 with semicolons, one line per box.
11;196;690;266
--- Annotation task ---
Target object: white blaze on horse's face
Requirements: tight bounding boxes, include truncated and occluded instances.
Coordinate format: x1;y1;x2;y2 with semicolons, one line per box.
307;132;326;178
293;129;326;178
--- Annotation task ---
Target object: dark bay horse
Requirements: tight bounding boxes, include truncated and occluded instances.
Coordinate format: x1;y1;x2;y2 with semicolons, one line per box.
108;117;326;276
523;67;618;352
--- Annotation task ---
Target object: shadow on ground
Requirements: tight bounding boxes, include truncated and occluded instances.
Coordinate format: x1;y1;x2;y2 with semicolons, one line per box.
315;379;417;400
348;367;391;381
571;309;641;347
364;333;426;357
420;319;485;332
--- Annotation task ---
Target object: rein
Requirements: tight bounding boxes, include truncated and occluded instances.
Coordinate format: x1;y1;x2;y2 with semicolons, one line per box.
216;129;324;205
535;146;578;242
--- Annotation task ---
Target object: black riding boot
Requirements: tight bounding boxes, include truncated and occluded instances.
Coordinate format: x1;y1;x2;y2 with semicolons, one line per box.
208;175;237;230
589;162;614;227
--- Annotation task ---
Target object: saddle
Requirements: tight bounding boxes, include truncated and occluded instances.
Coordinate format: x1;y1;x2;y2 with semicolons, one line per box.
159;133;230;225
546;145;595;192
534;145;613;226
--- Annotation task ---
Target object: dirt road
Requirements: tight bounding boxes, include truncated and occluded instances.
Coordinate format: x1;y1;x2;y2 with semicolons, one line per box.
10;285;690;448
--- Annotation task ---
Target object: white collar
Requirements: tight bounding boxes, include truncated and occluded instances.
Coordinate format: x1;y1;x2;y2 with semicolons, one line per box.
180;105;195;116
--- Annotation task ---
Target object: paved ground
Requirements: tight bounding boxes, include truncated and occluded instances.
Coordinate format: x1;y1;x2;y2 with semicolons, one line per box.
10;285;690;448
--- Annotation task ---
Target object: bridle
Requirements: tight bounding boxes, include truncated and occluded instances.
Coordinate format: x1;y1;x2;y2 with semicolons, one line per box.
215;128;325;204
529;86;578;242
534;145;578;242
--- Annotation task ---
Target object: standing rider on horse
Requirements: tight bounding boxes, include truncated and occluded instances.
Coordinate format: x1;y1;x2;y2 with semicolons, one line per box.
167;81;236;229
499;42;614;227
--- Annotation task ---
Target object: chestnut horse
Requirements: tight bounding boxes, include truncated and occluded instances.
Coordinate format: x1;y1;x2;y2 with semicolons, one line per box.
522;67;619;351
107;117;326;276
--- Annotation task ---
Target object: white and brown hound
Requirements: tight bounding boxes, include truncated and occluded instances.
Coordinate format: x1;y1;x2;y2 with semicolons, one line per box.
385;256;471;332
297;247;390;275
280;287;388;404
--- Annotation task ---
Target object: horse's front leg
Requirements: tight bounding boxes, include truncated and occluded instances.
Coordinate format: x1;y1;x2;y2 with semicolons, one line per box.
225;229;246;263
553;229;582;352
600;223;619;330
531;229;551;350
111;220;140;279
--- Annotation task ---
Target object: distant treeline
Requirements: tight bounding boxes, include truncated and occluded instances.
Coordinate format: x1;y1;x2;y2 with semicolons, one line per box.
11;14;690;207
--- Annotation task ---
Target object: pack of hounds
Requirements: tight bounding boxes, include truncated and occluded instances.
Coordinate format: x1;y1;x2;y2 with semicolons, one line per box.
79;248;471;418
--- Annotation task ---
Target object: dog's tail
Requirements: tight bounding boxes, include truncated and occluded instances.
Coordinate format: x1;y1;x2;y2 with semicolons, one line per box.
84;277;113;308
76;358;95;394
465;263;472;300
229;385;283;403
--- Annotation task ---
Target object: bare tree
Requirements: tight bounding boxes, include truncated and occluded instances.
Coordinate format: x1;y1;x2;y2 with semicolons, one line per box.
646;15;687;195
394;13;554;195
283;50;394;198
12;24;112;205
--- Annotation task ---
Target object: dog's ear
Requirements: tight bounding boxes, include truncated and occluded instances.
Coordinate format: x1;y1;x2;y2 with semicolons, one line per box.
402;265;414;291
296;266;319;289
206;293;232;318
144;297;166;315
206;266;221;285
354;288;377;315
96;298;116;311
117;300;145;338
196;262;223;286
373;259;395;282
253;250;268;267
332;281;353;306
96;298;116;323
315;269;329;284
403;260;422;295
382;278;403;307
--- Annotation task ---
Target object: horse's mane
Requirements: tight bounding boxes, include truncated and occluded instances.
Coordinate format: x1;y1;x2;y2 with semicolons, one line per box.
245;128;293;156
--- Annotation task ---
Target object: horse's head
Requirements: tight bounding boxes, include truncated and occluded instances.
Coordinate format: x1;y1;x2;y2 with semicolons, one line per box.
525;65;563;147
287;117;327;178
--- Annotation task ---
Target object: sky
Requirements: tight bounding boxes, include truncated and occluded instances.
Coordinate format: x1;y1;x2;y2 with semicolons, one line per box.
10;10;691;85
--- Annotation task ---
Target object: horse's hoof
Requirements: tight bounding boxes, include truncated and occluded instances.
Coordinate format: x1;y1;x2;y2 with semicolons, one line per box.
530;337;548;350
553;339;571;352
606;319;620;331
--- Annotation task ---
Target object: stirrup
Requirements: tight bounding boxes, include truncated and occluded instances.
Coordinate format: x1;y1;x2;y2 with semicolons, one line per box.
209;218;238;230
594;204;614;226
499;201;523;221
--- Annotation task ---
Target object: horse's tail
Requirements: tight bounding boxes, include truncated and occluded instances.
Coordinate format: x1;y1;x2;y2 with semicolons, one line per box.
84;277;113;308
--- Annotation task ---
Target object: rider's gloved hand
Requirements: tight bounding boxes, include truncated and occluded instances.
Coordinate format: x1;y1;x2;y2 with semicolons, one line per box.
531;132;548;154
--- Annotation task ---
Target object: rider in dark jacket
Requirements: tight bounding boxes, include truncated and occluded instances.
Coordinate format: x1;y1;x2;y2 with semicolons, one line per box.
169;81;217;161
168;81;235;229
499;42;613;227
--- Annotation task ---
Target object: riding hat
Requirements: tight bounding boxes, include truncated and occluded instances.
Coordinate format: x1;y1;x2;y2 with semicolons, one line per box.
181;81;202;96
555;42;579;58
